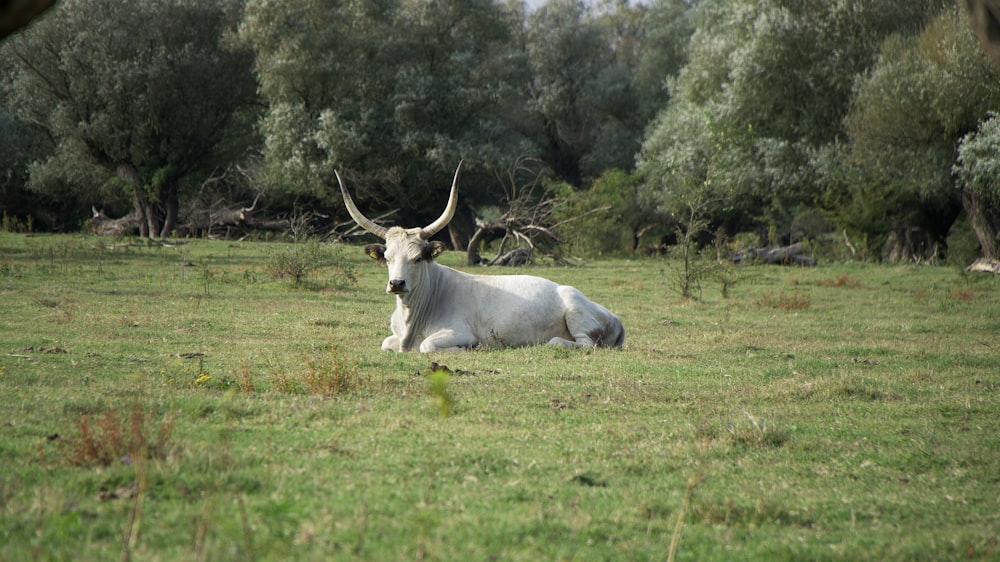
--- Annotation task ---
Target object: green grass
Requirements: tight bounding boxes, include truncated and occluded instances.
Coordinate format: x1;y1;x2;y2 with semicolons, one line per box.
1;232;998;560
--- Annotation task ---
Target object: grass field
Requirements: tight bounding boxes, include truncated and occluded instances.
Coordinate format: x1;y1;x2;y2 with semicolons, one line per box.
1;232;998;561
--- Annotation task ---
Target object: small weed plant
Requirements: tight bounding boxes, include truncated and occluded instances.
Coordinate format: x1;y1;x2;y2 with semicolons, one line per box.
266;239;356;287
236;358;255;393
952;285;976;302
427;364;455;418
724;411;789;449
64;401;175;467
303;344;358;395
240;346;361;394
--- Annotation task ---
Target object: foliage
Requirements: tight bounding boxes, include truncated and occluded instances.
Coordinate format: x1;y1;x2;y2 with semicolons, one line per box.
955;113;1000;208
556;169;668;256
955;113;1000;259
522;0;693;186
664;197;714;300
237;0;527;218
5;0;1000;266
1;0;260;237
0;102;53;228
640;0;954;249
235;0;692;230
842;6;1000;261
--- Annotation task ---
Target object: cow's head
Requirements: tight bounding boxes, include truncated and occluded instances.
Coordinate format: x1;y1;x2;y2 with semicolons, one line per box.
337;163;461;296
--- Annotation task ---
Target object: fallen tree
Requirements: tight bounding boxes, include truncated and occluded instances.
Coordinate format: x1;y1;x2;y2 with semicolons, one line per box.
90;207;141;237
966;257;1000;274
465;159;563;266
89;165;325;240
732;243;817;266
466;217;560;266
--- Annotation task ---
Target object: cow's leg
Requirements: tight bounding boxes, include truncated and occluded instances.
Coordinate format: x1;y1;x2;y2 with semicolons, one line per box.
419;329;477;353
552;286;625;349
381;335;401;351
381;307;406;351
554;315;625;349
548;336;590;348
549;310;601;348
553;287;606;348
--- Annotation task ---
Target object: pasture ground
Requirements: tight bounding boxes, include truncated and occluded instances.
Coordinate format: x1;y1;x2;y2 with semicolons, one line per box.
0;232;998;561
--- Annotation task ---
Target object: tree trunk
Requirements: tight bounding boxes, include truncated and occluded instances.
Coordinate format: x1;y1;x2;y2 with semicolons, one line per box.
118;162;179;239
962;186;1000;260
144;192;163;238
466;221;506;265
118;163;151;237
133;192;150;238
447;202;475;253
885;225;947;264
161;182;179;237
631;224;655;254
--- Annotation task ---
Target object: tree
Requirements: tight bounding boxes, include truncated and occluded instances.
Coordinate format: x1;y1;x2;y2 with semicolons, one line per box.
517;0;692;188
640;0;950;249
0;0;55;39
955;113;1000;262
519;0;605;187
0;85;53;230
238;0;530;242
844;7;1000;261
628;0;695;123
2;0;259;237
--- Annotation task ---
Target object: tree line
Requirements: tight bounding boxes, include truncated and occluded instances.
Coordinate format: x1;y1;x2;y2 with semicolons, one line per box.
2;0;999;266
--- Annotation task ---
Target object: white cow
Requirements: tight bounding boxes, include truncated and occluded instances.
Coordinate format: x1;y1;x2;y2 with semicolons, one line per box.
337;163;625;352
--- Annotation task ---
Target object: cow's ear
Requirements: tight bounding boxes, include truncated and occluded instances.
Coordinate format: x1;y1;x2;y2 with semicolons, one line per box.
425;241;447;261
365;244;387;264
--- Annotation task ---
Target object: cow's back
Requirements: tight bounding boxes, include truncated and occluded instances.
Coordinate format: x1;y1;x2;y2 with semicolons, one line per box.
435;267;623;348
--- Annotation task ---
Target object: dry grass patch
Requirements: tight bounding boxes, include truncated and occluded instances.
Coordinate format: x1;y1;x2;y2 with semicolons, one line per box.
757;291;811;310
63;401;175;467
818;272;861;288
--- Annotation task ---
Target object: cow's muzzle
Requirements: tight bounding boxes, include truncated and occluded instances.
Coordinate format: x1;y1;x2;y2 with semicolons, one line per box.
387;279;408;294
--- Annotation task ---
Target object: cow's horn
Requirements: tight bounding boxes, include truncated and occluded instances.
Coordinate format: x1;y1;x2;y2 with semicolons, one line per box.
336;170;389;239
420;161;462;240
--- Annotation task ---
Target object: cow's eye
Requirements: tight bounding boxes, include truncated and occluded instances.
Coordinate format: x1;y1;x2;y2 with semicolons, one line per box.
413;256;423;263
